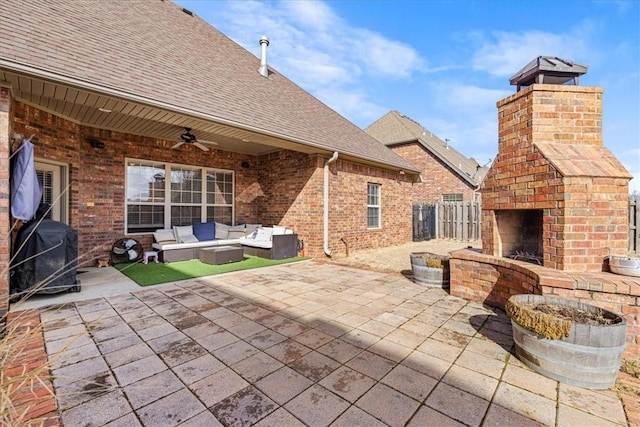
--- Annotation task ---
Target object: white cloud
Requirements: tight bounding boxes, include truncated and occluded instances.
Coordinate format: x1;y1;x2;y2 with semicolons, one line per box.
208;0;423;88
471;29;589;78
430;82;511;111
190;0;425;128
315;87;386;123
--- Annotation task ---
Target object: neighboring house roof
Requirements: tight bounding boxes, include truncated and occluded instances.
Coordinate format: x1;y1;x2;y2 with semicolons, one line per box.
0;0;419;174
365;111;488;186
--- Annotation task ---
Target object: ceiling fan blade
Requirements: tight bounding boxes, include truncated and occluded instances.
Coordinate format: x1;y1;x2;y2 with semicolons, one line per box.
172;141;185;149
196;139;218;146
193;142;210;151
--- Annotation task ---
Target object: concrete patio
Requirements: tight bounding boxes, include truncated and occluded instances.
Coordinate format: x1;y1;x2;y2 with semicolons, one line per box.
26;260;632;426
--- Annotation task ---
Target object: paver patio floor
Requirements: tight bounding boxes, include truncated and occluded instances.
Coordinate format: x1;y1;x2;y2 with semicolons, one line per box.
38;261;630;426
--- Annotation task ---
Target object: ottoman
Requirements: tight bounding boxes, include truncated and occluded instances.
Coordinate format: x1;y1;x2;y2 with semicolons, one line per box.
199;246;244;265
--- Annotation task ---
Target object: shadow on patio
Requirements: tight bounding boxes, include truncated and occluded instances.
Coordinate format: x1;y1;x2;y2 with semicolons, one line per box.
5;260;633;426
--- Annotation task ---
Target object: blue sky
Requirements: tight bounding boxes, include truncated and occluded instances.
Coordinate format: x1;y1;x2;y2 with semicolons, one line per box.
176;0;640;192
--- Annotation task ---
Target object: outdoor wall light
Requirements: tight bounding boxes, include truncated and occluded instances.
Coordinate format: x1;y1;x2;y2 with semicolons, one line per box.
89;139;105;149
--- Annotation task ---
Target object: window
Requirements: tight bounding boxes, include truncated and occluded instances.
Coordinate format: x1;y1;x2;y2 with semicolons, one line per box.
367;183;381;228
126;159;233;233
442;193;463;202
35;160;68;223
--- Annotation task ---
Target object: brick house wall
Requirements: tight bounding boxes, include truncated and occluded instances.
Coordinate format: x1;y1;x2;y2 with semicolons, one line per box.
256;152;414;258
8;100;415;264
481;85;630;271
388;143;477;203
330;160;413;255
0;86;11;318
11;101;260;262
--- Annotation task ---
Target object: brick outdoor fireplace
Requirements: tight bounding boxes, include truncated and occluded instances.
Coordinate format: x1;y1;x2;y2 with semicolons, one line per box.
449;57;640;359
482;57;631;271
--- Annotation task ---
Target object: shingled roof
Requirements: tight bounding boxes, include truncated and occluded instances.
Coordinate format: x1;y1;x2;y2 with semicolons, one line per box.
0;0;419;174
365;111;488;185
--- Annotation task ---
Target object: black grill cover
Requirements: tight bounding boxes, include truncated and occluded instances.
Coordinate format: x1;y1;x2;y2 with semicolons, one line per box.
11;219;78;295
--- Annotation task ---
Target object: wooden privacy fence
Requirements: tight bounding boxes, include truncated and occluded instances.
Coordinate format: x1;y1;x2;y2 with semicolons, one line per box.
412;203;436;241
631;196;639;253
438;201;481;241
412;201;481;241
413;198;638;248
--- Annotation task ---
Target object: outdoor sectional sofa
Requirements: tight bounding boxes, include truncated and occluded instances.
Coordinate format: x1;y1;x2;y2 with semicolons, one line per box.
152;222;298;262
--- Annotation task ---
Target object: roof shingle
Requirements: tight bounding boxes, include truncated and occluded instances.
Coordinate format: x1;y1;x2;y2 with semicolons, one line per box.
0;0;418;173
365;111;488;185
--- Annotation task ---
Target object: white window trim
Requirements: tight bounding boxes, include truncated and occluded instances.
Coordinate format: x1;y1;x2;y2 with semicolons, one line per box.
125;158;235;234
367;183;381;229
34;159;69;223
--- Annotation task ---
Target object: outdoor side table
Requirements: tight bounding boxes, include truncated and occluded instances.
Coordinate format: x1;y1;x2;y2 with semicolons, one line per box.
198;246;244;265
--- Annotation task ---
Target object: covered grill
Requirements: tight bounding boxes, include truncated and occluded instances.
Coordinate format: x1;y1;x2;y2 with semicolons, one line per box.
11;219;80;297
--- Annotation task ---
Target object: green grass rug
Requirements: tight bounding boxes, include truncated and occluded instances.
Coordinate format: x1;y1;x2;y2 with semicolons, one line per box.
114;255;307;286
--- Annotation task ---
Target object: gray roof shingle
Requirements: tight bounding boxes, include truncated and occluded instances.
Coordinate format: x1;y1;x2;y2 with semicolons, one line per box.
365;111;488;185
0;0;418;173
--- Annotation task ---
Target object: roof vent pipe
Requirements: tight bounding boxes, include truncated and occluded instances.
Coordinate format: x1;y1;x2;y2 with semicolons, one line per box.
258;36;270;77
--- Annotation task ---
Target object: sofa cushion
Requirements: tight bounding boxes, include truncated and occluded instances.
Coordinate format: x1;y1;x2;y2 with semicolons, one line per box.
153;229;177;244
193;222;215;241
179;234;199;243
227;226;247;239
245;223;261;234
254;227;273;242
215;222;230;239
173;225;193;241
273;225;287;235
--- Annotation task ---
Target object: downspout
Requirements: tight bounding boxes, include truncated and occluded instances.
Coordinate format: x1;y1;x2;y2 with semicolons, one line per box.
324;151;339;256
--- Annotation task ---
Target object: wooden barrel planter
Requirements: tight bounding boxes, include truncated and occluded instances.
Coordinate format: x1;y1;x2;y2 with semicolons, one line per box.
410;252;450;288
506;294;627;389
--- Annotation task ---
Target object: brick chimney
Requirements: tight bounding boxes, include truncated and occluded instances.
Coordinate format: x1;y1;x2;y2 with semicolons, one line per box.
481;59;632;272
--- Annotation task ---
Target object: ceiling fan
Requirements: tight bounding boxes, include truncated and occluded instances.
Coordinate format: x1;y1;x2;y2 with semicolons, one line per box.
171;128;214;151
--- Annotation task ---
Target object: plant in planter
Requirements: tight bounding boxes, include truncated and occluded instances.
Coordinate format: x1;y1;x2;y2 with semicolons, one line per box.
506;294;627;389
409;252;450;288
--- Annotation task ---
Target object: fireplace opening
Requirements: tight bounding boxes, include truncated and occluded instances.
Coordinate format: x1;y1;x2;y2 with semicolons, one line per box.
495;209;543;265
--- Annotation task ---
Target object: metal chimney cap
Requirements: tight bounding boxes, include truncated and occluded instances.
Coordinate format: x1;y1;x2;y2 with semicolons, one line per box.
510;56;588;90
259;36;269;46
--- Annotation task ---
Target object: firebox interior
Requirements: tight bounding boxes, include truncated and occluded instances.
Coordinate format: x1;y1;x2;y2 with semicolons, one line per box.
495;209;543;264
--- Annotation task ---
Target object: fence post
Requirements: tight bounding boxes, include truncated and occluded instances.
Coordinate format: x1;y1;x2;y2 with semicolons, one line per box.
631;196;639;253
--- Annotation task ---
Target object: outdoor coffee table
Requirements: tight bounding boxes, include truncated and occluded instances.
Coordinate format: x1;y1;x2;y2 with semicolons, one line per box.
198;246;244;265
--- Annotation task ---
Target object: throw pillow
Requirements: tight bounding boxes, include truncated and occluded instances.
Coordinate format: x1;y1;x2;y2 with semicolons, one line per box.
215;222;230;239
193;222;215;241
153;229;176;244
173;225;193;242
254;227;273;242
227;228;247;239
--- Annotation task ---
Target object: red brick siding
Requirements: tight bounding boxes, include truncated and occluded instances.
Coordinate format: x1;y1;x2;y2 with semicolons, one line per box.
450;250;640;359
11;102;259;263
482;85;629;272
0;86;11;317
330;160;413;254
256;153;414;257
255;151;323;254
388;143;476;203
9;101;415;263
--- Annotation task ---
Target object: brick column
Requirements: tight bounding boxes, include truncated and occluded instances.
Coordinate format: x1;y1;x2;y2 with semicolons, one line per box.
0;85;12;321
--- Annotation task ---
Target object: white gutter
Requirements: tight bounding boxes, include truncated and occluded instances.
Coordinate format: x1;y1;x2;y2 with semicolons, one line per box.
324;151;339;257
